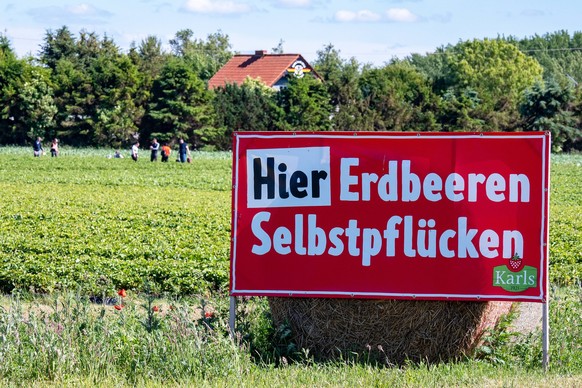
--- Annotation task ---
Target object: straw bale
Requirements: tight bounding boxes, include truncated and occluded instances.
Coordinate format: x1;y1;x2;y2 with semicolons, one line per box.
268;297;512;364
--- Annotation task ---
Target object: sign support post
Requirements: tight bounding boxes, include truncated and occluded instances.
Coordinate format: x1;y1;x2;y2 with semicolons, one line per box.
542;184;550;372
229;296;236;339
542;301;549;371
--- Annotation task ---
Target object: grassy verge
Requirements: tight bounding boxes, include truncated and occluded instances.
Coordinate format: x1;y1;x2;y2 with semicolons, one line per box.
0;285;579;386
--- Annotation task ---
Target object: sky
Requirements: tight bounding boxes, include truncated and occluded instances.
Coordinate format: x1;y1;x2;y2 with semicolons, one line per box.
2;0;582;66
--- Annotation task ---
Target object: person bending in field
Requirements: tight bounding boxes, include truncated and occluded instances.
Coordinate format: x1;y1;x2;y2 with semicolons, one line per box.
33;137;44;157
131;142;139;161
150;138;160;162
50;138;59;157
178;138;191;163
161;143;171;162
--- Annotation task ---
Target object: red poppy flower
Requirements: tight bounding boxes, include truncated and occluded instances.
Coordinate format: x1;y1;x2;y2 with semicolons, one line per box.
114;305;123;310
118;289;127;298
152;305;159;312
204;311;213;318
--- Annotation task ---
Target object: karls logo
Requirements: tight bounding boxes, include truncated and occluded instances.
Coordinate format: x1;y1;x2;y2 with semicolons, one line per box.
246;147;331;208
492;255;538;292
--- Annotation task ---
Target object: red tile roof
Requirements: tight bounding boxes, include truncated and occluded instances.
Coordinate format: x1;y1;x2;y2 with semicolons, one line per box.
208;51;318;89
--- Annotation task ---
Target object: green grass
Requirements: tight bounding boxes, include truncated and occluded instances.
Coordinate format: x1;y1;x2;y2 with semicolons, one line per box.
0;147;580;386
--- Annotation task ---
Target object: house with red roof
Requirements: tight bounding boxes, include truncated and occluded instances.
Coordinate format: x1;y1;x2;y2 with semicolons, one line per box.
208;50;320;90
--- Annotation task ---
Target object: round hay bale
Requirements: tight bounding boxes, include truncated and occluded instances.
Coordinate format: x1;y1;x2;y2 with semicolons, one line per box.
268;297;512;364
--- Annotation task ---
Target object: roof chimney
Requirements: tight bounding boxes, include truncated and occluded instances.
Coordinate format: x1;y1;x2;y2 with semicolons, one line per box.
254;50;267;56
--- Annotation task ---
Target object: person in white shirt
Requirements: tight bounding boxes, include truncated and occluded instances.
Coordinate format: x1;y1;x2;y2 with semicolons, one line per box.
131;142;139;161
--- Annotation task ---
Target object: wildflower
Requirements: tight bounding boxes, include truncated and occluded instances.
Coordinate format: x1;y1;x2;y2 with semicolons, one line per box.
118;289;127;298
152;305;159;312
114;305;124;310
204;311;213;318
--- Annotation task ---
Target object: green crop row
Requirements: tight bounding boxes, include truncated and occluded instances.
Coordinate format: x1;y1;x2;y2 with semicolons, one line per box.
0;150;232;295
0;149;580;297
548;154;582;285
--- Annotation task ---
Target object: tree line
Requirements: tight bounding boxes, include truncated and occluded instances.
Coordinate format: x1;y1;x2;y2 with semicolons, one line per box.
0;27;581;152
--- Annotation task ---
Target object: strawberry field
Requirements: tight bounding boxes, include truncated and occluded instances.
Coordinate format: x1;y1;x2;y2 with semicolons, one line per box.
0;147;580;297
0;147;232;296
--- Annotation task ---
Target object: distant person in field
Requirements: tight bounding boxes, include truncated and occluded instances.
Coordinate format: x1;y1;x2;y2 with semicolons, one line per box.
161;143;171;162
33;137;43;157
150;138;160;162
178;138;191;163
50;138;59;157
131;142;139;161
114;150;124;158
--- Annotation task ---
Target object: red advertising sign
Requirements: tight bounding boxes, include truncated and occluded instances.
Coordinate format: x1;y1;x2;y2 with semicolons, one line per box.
230;132;550;302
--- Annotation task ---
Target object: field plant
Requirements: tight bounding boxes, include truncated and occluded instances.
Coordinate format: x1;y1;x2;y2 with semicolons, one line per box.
0;148;580;386
548;153;582;285
0;147;232;295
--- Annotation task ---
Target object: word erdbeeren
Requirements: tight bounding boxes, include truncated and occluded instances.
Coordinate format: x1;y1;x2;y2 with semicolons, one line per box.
249;153;529;266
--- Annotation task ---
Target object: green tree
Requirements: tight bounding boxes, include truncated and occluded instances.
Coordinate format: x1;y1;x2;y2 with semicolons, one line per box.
129;36;168;101
569;86;582;151
510;30;582;85
88;54;142;147
39;26;77;70
0;37;56;145
43;30;142;146
313;44;369;131
14;69;57;142
446;39;543;109
406;47;449;93
436;39;543;131
276;75;332;131
439;88;485;132
207;78;283;149
359;62;440;132
143;57;214;146
520;80;580;152
49;57;91;144
169;29;233;81
0;35;25;143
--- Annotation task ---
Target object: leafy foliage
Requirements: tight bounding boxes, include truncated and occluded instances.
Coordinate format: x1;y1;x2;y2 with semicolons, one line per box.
2;29;582;150
143;57;214;146
0;36;28;144
276;76;332;131
169;29;233;82
520;81;580;152
510;30;582;85
207;79;283;149
359;62;441;132
435;39;543;132
313;44;367;131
